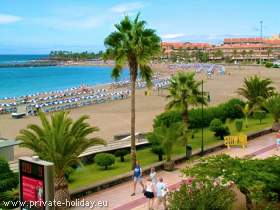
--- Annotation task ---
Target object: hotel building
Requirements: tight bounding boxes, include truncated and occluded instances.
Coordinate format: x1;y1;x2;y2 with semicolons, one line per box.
162;35;280;61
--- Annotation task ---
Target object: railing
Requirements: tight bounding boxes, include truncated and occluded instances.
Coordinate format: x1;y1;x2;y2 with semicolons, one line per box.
9;133;148;172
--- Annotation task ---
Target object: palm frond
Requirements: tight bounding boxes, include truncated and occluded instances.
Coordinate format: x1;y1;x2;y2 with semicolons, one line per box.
16;111;104;177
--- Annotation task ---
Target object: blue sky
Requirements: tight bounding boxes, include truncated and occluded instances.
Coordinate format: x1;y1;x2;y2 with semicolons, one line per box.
0;0;279;54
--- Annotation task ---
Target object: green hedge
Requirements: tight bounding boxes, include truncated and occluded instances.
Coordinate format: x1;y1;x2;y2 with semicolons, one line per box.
189;98;244;128
154;98;244;129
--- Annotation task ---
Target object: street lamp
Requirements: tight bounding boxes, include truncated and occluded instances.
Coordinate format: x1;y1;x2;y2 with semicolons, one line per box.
201;79;204;156
259;20;263;64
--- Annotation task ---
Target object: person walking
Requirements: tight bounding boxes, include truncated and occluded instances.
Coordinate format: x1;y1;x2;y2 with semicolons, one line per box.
131;160;145;196
144;177;156;210
156;177;168;210
150;167;157;186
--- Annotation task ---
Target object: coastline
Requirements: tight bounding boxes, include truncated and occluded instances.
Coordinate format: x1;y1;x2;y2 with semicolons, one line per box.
0;65;279;159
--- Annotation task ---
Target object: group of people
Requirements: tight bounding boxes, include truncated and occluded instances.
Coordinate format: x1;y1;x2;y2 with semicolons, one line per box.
132;161;168;210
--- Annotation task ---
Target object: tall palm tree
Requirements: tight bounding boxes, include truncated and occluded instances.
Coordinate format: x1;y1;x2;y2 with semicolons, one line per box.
17;111;104;207
263;94;280;131
237;75;275;107
103;13;161;168
166;72;207;144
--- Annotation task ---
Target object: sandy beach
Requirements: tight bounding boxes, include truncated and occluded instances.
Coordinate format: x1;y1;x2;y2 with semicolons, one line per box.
1;64;280;158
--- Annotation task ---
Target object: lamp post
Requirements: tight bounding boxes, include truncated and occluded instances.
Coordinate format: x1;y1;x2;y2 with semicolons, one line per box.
259;20;263;64
201;79;204;156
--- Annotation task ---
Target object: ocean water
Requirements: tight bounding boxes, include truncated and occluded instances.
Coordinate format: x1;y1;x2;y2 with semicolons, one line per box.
0;65;129;98
0;54;48;64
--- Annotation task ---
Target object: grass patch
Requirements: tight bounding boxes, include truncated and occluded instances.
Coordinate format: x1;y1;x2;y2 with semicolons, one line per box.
69;116;273;190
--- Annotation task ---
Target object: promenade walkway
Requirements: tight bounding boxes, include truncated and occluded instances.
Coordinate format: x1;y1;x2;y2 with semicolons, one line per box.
73;133;280;210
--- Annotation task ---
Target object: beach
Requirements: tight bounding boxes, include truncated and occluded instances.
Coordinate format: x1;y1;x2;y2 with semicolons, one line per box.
1;64;280;158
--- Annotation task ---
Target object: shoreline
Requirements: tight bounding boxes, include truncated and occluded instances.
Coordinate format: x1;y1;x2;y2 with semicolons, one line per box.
0;65;279;159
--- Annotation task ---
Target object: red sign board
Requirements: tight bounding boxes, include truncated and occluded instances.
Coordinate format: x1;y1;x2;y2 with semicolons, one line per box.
20;160;45;210
22;176;44;202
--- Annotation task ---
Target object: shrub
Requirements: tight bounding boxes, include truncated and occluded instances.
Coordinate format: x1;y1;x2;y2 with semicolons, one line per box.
209;119;230;139
155;98;244;130
265;62;274;68
188;98;244;129
209;118;223;130
114;149;129;162
223;98;244;119
273;64;279;68
182;155;280;209
0;158;19;208
153;111;182;128
254;111;266;124
235;119;243;132
95;153;115;170
168;180;235;210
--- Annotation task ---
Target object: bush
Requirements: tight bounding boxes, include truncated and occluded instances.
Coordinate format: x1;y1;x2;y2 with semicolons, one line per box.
95;153;115;170
188;98;244;129
151;145;165;161
168;180;235;210
182;155;280;209
209;118;223;130
265;62;274;68
0;158;19;208
114;149;129;162
223;98;245;119
235;119;243;132
254;111;266;124
154;98;244;130
209;119;230;139
153;111;183;128
273;64;279;68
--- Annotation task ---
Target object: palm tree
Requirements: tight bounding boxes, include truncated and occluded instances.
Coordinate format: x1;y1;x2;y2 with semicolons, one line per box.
263;94;280;131
147;123;183;170
267;48;273;60
249;50;254;62
236;103;253;128
103;13;161;168
213;49;224;60
232;49;238;61
17;111;104;207
241;50;247;61
237;75;275;108
166;72;207;146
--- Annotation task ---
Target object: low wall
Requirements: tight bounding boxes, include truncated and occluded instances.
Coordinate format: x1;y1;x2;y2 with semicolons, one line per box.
70;128;272;199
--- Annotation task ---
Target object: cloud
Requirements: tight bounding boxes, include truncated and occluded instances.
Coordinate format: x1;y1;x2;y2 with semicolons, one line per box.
161;33;185;39
111;2;145;13
31;16;104;30
0;13;22;24
55;17;103;29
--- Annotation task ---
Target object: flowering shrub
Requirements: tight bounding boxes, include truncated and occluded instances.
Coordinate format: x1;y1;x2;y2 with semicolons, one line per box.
182;155;280;209
168;179;235;210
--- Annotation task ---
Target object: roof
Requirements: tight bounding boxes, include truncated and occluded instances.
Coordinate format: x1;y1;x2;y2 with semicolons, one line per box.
224;37;262;43
0;139;21;148
161;42;211;49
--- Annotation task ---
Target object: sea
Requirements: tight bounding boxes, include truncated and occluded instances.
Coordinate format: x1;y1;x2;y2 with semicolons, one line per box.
0;55;129;98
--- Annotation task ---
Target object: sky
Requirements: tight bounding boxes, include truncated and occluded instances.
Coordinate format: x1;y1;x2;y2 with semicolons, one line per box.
0;0;279;54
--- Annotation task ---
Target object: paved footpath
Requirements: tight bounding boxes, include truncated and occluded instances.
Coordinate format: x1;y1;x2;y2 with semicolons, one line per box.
73;133;280;210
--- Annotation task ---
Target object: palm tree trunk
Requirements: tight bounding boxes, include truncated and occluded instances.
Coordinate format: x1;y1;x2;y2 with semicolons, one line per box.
130;65;137;169
54;175;70;210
